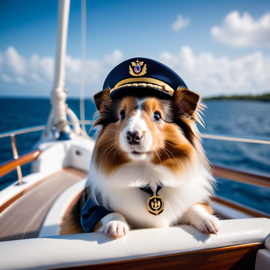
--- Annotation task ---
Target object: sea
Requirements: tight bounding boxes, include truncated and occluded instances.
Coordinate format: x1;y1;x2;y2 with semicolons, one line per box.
0;98;270;214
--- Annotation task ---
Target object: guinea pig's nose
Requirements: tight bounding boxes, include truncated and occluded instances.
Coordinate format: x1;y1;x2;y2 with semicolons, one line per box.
127;131;142;145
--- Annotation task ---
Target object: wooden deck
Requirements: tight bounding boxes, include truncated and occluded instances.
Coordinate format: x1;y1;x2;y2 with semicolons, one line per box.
1;163;269;242
0;167;86;242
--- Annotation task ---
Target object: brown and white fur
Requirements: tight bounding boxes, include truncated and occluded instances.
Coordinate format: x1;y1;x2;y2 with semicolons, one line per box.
61;87;220;238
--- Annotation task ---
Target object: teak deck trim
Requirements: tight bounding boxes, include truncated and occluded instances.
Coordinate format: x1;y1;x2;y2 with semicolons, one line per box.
54;242;264;270
0;168;85;242
0;166;87;214
0;171;57;214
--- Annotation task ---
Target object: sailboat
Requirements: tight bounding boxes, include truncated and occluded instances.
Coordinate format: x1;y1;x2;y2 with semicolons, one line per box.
0;0;270;269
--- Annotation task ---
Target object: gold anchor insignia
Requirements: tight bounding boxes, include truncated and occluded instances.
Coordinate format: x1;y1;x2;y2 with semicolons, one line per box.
151;199;161;209
147;194;165;216
129;59;147;77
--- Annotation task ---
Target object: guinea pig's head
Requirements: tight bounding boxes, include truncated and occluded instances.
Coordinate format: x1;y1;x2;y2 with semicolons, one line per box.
92;88;206;178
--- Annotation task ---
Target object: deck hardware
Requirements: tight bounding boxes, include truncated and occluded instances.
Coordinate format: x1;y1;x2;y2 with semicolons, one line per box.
10;134;23;185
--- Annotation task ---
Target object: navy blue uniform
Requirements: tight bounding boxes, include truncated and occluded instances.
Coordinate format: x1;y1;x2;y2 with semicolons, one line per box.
80;198;111;233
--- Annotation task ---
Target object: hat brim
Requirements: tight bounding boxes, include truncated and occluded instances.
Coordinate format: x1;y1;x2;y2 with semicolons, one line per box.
110;86;173;100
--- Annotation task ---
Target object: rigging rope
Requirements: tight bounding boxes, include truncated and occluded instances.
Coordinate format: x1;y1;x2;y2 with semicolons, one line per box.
80;0;86;133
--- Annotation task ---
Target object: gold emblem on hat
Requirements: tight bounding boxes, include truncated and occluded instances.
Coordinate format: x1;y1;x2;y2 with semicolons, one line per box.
147;194;165;215
129;59;147;77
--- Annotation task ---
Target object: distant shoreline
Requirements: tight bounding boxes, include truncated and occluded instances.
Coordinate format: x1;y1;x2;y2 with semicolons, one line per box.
1;93;270;102
203;93;270;102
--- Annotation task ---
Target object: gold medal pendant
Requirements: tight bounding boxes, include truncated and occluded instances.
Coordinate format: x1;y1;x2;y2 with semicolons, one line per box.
147;194;165;216
140;184;165;216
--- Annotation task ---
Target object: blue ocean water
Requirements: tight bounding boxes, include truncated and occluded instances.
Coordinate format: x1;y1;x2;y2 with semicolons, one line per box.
0;98;270;214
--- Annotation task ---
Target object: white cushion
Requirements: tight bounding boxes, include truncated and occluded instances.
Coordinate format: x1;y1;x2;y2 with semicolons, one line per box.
0;218;269;270
255;249;270;270
265;234;270;250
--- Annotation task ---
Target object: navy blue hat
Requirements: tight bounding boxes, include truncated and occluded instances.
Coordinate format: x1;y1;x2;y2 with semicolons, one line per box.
103;57;188;100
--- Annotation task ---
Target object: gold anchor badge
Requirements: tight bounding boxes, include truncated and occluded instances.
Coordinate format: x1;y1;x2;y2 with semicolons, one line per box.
147;194;165;216
129;59;147;77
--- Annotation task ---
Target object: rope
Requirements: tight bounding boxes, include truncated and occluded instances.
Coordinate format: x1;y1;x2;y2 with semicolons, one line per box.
44;0;88;139
80;0;86;133
50;87;70;133
50;0;71;136
66;108;81;135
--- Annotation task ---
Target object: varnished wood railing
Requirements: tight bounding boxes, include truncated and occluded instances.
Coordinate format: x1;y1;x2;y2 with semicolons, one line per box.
213;196;270;219
212;165;270;189
212;165;270;218
0;124;269;219
0;150;41;179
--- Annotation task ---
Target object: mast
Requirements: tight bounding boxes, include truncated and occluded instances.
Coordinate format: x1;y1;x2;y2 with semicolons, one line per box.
50;0;71;140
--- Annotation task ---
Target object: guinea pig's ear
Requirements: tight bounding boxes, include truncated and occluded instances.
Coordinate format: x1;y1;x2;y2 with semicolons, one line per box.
92;89;114;129
173;88;200;117
93;89;112;112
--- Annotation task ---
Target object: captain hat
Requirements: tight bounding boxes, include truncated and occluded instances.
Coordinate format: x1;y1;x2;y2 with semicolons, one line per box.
103;57;188;100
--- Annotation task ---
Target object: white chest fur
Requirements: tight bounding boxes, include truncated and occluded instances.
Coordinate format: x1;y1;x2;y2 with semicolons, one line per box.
86;161;214;229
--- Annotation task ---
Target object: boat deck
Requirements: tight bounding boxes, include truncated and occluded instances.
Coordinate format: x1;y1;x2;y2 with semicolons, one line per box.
0;167;86;242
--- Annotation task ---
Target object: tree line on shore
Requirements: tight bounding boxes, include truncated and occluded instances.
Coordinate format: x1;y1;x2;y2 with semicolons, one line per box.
203;93;270;102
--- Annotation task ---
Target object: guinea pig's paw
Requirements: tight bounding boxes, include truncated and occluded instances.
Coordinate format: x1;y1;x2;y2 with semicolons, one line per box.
103;220;129;239
194;215;220;235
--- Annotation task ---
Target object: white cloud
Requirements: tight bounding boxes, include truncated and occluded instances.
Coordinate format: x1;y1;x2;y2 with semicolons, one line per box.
0;47;54;85
1;46;270;97
211;11;270;47
0;47;123;91
171;14;190;31
159;46;270;96
65;49;123;86
15;76;25;84
1;74;11;82
4;46;27;74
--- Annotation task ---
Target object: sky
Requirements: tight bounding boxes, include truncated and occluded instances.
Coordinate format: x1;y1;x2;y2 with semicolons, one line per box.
0;0;270;98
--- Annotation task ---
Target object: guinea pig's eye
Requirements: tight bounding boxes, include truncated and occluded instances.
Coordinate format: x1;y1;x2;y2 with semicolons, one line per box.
120;110;126;121
153;111;161;122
